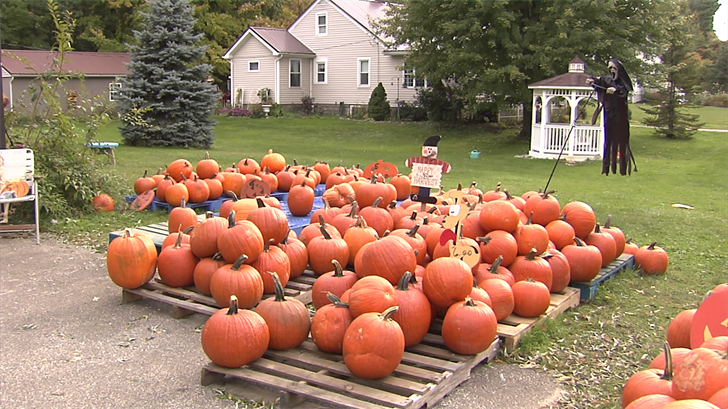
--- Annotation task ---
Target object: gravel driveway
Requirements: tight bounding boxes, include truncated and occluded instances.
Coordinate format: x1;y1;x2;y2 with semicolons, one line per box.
1;234;563;409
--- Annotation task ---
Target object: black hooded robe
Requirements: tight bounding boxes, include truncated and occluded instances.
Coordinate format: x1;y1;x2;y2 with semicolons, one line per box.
592;60;635;176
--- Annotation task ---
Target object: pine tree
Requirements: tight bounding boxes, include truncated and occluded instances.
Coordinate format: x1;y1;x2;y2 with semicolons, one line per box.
118;0;217;148
368;82;391;121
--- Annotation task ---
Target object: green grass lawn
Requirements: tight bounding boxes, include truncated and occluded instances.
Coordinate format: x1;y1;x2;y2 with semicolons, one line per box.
64;111;728;408
630;104;728;129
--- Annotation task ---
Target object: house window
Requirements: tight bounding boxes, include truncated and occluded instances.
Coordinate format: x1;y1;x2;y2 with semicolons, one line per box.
108;81;122;101
316;12;327;35
248;61;260;72
290;59;301;87
315;59;327;84
404;69;426;88
358;58;370;87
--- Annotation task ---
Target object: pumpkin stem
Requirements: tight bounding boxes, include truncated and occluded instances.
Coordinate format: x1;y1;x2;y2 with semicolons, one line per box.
541;189;556;199
226;295;239;315
464;296;478;307
380;306;399;321
205;211;214;219
476;236;491;245
226;191;239;201
427;206;438;214
388;201;397;210
526;212;534;225
594;223;602;233
123;228;134;239
396;271;413;291
504;189;513;200
661;341;674;381
212;252;224;261
256;197;266;208
604;215;614;229
319;223;333;240
573;237;586;246
525;248;539;260
407;224;421;238
347;201;358;217
372;197;383;208
231;254;249;270
183;225;195;234
271;272;287;302
264;238;274;252
326;292;349;307
331;259;345;277
173;232;185;249
180;197;187;208
489;255;504;272
227;210;237;228
648;241;658;250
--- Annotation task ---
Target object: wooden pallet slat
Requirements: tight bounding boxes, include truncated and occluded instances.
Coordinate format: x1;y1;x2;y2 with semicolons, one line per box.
201;336;501;409
569;253;635;301
496;286;581;353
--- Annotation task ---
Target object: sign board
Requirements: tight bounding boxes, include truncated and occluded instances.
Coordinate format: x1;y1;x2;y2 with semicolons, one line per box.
411;162;443;189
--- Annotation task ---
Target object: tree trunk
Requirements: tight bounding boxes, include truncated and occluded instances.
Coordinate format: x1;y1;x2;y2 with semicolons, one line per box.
518;104;532;141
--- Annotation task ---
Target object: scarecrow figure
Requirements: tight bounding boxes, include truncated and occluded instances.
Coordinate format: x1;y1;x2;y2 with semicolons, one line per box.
587;59;637;176
405;135;451;206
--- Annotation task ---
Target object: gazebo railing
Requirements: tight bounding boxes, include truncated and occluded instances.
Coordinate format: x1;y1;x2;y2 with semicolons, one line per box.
529;124;602;159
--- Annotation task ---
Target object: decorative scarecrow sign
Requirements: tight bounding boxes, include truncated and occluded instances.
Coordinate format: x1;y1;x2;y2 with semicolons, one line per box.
405;135;451;206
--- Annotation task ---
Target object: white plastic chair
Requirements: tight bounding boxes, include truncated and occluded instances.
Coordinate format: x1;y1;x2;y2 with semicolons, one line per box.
0;148;40;244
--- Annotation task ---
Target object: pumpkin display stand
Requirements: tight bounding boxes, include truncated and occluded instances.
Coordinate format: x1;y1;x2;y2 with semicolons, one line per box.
200;330;501;409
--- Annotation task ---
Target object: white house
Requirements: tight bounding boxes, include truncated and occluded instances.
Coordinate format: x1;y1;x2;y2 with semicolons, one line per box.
222;0;422;110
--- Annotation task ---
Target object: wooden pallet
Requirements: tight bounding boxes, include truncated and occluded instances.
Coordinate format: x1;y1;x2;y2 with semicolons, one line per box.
496;286;581;353
121;271;316;318
569;253;635;301
201;334;501;409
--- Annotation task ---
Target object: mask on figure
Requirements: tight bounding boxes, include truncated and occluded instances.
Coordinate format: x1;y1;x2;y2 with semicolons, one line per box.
608;61;619;81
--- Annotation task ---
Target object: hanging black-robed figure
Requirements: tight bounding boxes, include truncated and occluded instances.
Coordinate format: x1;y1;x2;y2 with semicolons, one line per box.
587;59;636;176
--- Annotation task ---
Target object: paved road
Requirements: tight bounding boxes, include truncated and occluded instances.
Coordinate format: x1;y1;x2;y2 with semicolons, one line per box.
1;235;563;409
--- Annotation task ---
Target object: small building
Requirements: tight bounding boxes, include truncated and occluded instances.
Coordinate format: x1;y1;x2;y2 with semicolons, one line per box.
528;57;603;161
1;50;129;112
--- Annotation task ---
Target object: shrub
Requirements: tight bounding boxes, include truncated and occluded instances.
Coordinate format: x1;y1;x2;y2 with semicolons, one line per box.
300;95;315;116
397;101;427;122
367;82;391;121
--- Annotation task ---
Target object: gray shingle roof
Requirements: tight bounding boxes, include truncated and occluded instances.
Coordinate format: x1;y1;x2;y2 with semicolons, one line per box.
2;50;129;76
250;27;315;55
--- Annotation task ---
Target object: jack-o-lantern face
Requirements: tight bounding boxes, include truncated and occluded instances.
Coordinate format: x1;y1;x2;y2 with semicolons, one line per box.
691;290;728;348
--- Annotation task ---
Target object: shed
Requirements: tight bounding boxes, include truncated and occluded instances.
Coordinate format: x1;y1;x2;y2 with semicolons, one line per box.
528;57;603;161
1;50;129;111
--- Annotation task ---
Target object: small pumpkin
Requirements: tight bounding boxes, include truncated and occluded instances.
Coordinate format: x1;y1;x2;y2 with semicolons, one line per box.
311;293;353;354
287;180;315;217
511;278;551;318
157;233;199;287
311;260;359;309
347;275;398;318
93;193;114;212
392;272;432;347
634;242;669;275
168;197;198;234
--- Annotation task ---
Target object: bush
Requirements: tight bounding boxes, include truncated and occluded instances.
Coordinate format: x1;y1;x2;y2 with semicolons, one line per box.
300;95;315;116
367;82;391;121
397;101;427;122
708;93;728;107
218;107;253;117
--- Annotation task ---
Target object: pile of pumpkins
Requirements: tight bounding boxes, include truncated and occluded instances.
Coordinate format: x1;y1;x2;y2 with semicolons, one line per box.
111;150;670;380
620;283;728;408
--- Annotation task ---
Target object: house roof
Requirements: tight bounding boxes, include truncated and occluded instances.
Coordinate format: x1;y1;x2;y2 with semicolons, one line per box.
222;26;315;59
250;27;315;55
1;50;129;77
331;0;390;36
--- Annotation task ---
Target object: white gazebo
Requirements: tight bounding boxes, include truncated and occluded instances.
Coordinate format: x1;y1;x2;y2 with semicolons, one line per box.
528;57;603;161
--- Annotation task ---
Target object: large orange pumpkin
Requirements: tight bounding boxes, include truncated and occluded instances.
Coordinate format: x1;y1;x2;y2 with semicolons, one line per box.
200;295;269;368
255;273;310;350
166;158;194;183
343;306;404;379
441;297;498;355
107;229;157;289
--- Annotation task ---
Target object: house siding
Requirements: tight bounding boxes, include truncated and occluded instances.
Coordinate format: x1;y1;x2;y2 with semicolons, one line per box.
229;37;277;107
5;76;121;113
289;1;416;106
278;57;312;105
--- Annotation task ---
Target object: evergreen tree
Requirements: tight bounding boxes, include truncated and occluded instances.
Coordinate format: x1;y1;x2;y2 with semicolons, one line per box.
118;0;217;148
639;2;705;138
368;82;391;121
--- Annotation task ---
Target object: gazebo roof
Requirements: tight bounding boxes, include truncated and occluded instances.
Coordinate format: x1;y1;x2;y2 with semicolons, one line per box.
528;56;591;89
529;72;592;88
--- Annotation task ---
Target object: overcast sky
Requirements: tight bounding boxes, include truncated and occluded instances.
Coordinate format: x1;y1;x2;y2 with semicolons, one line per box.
716;0;727;40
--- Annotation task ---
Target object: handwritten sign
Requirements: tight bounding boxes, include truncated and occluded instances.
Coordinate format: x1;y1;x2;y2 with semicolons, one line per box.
411;162;443;189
